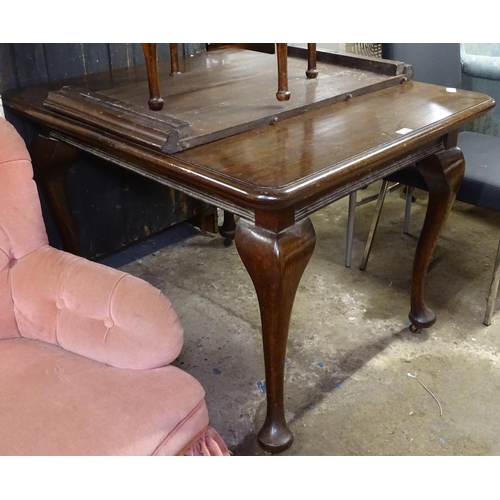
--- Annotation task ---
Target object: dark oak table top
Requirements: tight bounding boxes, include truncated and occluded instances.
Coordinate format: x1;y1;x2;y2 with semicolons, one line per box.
3;50;493;218
175;81;493;206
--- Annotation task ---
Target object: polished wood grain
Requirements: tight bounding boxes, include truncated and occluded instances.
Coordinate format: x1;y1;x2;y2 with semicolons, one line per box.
43;86;190;153
2;48;494;453
306;43;318;79
169;43;180;75
276;43;291;101
236;217;316;452
30;134;81;255
176;82;493;210
410;146;466;330
143;44;319;106
142;43;163;111
41;48;409;154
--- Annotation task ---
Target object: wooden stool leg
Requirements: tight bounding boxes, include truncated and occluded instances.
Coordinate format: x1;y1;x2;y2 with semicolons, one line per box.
142;43;164;111
306;43;318;79
169;43;181;75
276;43;291;102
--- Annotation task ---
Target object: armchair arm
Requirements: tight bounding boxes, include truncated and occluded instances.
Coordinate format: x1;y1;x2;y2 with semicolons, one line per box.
10;245;183;369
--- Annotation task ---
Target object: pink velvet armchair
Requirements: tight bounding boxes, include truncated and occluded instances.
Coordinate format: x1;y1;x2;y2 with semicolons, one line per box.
0;117;229;456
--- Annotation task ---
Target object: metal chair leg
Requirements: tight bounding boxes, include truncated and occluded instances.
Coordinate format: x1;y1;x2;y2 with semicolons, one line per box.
359;180;390;271
345;181;401;269
484;236;500;326
345;192;357;267
403;186;414;234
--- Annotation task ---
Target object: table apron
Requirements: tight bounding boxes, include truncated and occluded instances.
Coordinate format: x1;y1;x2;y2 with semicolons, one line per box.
295;141;446;221
50;131;256;222
51;130;447;227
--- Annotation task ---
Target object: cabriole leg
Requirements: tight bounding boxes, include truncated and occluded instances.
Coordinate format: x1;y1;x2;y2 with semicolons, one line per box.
30;135;81;256
409;147;465;331
235;218;316;453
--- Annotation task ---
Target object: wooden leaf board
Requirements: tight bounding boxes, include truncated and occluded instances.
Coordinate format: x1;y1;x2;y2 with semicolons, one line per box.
43;47;413;154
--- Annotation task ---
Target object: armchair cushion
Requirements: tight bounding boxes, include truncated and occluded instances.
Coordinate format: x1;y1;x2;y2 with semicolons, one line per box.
0;117;229;456
0;263;19;341
10;245;183;369
0;339;215;455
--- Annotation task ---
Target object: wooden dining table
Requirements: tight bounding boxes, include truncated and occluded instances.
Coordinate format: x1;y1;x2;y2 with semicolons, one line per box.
2;46;495;453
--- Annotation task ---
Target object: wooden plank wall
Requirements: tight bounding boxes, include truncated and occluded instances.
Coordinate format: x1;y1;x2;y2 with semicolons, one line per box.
0;43;213;260
0;43;206;93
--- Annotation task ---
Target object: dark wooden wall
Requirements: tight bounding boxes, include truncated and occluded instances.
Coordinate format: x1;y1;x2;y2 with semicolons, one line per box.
0;44;206;92
0;43;213;260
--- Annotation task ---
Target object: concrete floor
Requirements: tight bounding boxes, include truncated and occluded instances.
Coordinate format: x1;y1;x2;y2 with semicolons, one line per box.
100;181;500;456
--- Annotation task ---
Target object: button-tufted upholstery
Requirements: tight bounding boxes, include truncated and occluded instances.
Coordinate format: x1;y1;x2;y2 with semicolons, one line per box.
0;117;229;455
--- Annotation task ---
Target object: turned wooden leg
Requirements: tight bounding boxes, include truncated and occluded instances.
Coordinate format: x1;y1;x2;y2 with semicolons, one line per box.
276;43;290;102
169;43;180;75
409;147;465;331
219;210;236;247
142;43;164;111
306;43;318;79
30;135;81;256
235;218;316;453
